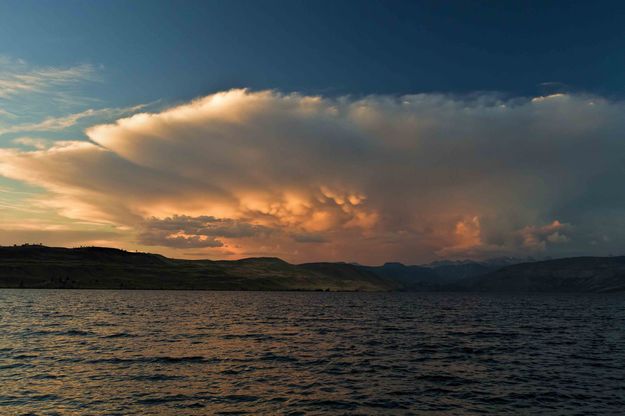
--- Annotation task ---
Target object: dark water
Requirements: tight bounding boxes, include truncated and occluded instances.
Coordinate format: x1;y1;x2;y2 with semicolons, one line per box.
1;290;624;415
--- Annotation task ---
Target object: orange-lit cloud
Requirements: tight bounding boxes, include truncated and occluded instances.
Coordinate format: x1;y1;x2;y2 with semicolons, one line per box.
1;89;624;263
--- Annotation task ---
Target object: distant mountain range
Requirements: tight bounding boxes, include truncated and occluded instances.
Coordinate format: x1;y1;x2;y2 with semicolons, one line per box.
1;245;624;293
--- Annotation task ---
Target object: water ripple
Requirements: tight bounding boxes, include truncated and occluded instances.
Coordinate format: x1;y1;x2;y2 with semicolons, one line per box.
0;290;624;415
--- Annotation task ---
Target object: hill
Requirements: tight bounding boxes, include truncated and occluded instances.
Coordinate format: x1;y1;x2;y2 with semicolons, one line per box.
463;256;625;293
0;245;397;291
355;263;441;290
1;245;625;292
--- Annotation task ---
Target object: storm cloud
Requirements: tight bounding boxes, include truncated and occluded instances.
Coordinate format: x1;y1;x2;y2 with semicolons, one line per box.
138;215;274;248
1;89;624;263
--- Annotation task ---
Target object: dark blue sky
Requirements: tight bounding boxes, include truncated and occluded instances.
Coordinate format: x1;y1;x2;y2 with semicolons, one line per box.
1;0;624;105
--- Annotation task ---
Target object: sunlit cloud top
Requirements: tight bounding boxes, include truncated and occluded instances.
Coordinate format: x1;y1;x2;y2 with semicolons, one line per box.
1;89;625;263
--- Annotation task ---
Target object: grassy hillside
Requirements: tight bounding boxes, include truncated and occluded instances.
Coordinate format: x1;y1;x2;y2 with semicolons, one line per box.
0;245;397;291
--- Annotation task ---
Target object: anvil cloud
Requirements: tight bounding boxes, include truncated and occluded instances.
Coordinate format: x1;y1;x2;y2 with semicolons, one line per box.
1;89;624;263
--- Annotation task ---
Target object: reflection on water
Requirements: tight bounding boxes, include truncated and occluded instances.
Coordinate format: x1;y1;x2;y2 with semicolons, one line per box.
1;290;624;415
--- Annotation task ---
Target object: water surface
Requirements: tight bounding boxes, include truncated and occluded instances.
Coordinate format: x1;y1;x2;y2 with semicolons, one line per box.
1;290;624;415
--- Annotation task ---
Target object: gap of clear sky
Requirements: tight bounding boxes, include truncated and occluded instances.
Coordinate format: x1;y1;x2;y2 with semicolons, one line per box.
2;0;624;101
1;1;625;264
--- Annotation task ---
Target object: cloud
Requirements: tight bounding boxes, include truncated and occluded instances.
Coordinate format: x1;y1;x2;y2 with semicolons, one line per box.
138;215;274;248
0;104;148;136
520;220;571;251
1;89;625;263
0;57;104;133
0;228;123;249
0;58;95;99
0;108;16;118
291;232;328;244
11;137;51;150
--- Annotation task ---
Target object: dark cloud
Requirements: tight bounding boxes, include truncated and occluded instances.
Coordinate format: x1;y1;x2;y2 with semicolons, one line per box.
138;215;273;248
291;232;328;244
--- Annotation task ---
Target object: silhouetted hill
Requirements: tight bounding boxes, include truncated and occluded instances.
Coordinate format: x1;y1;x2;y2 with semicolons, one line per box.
0;245;396;291
422;257;534;281
356;263;441;290
1;245;624;292
425;262;491;282
300;262;400;291
463;256;625;293
0;245;168;265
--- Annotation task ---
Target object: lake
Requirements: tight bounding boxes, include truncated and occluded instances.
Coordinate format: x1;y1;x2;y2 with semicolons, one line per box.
1;290;624;415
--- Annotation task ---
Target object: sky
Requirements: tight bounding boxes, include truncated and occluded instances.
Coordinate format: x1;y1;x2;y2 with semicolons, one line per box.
1;0;625;264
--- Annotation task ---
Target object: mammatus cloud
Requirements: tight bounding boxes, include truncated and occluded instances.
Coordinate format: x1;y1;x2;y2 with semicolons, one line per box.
1;89;625;263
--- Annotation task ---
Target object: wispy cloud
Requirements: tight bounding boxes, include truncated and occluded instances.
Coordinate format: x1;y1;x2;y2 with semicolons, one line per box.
0;108;16;118
10;137;51;150
0;57;95;99
0;104;148;136
0;56;101;130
